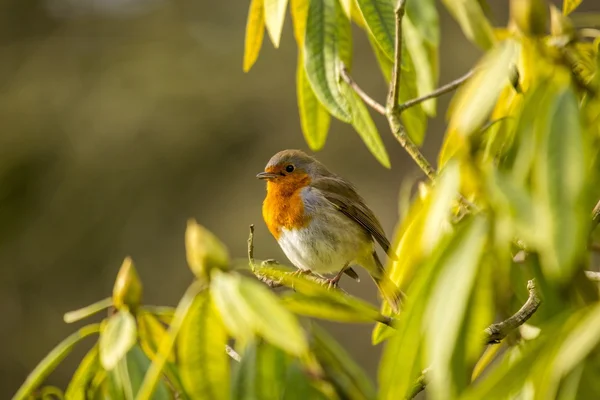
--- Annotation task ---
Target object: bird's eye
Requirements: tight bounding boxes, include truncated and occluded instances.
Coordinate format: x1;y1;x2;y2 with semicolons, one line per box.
285;165;295;173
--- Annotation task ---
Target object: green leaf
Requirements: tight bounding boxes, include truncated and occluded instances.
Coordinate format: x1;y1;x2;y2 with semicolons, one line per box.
243;0;266;72
297;52;331;151
304;0;352;122
355;0;395;60
136;281;206;400
264;0;289;48
232;340;291;400
311;323;377;400
404;0;439;115
211;270;308;356
379;216;485;399
341;80;391;168
177;291;229;399
563;0;582;16
448;39;519;137
398;49;428;145
281;291;388;323
425;217;488;399
65;345;101;400
440;0;495;50
100;310;138;371
12;324;101;400
64;298;113;324
532;82;588;282
124;345;171;400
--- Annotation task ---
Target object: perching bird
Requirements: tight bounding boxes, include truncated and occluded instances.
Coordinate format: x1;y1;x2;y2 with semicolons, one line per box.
257;149;402;312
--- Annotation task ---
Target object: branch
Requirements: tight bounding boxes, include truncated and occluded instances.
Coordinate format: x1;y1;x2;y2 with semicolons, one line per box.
399;69;474;112
387;0;408;111
340;65;386;115
484;279;541;344
407;280;541;399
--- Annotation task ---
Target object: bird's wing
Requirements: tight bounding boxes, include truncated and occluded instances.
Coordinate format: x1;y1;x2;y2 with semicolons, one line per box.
310;176;390;253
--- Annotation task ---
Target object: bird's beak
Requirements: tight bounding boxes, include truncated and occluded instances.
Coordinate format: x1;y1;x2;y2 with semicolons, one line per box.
256;172;279;180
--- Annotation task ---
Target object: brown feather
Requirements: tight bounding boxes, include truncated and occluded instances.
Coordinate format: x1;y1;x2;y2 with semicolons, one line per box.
310;176;391;253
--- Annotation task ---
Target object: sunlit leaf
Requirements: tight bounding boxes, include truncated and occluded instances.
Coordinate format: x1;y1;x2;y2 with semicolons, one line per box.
341;81;391;168
64;298;113;324
404;0;439;115
185;219;230;280
136;281;206;400
304;0;352;121
232;339;290;399
211;270;308;357
297;52;331;151
12;324;101;400
448;39;519;138
563;0;582;16
177;291;229;399
244;0;266;72
264;0;289;48
291;0;309;46
138;311;175;364
440;0;495;50
281;291;388;324
532;80;589;282
355;0;395;60
425;217;488;399
311;323;377;400
64;345;100;400
100;310;138;371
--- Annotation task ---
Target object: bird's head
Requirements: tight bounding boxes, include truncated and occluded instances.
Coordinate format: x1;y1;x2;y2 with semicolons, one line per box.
256;149;328;192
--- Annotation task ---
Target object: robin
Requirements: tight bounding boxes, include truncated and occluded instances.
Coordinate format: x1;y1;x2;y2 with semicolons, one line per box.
257;149;402;312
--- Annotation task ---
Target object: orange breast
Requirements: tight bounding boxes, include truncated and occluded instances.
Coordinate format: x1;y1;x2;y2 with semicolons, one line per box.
262;177;311;239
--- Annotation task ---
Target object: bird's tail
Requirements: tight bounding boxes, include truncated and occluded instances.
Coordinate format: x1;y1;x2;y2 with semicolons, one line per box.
370;252;405;314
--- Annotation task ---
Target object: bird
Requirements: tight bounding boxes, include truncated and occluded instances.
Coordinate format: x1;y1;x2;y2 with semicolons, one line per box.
256;149;402;312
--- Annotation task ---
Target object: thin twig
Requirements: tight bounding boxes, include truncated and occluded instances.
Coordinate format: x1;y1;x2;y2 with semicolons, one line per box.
485;279;541;344
387;0;408;111
340;65;386;115
225;345;242;362
406;368;429;399
399;70;475;112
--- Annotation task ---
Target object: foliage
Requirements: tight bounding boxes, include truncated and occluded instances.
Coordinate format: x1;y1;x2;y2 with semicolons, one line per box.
13;0;600;399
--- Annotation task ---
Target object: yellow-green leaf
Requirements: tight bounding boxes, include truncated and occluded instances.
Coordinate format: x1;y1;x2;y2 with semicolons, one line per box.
297;51;330;151
562;0;582;16
64;297;112;324
264;0;289;48
12;324;101;400
355;0;395;60
291;0;309;46
404;0;439;115
281;291;388;324
311;324;376;400
244;0;266;72
341;80;391;168
185;219;230;279
211;271;308;356
178;291;229;399
65;345;100;400
441;0;495;50
304;0;352;121
448;40;519;137
137;311;175;364
100;311;138;371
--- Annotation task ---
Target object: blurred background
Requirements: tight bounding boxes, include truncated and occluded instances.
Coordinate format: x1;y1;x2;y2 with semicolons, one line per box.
0;0;596;396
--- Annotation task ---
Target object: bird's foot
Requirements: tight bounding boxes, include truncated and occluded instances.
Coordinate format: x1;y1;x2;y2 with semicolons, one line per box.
287;269;312;277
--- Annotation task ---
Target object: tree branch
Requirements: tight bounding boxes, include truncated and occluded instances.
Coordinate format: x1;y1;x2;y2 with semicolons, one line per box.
407;279;541;399
387;0;408;112
484;279;541;344
340;65;386;115
399;69;474;112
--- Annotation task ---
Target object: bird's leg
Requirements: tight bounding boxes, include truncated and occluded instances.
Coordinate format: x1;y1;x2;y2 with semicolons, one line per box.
327;264;349;289
261;259;279;266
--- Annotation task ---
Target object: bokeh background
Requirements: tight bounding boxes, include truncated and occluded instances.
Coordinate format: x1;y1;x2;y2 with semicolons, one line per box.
0;0;596;396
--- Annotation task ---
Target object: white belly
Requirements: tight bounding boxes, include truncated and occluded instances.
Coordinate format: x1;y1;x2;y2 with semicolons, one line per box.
276;214;373;274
